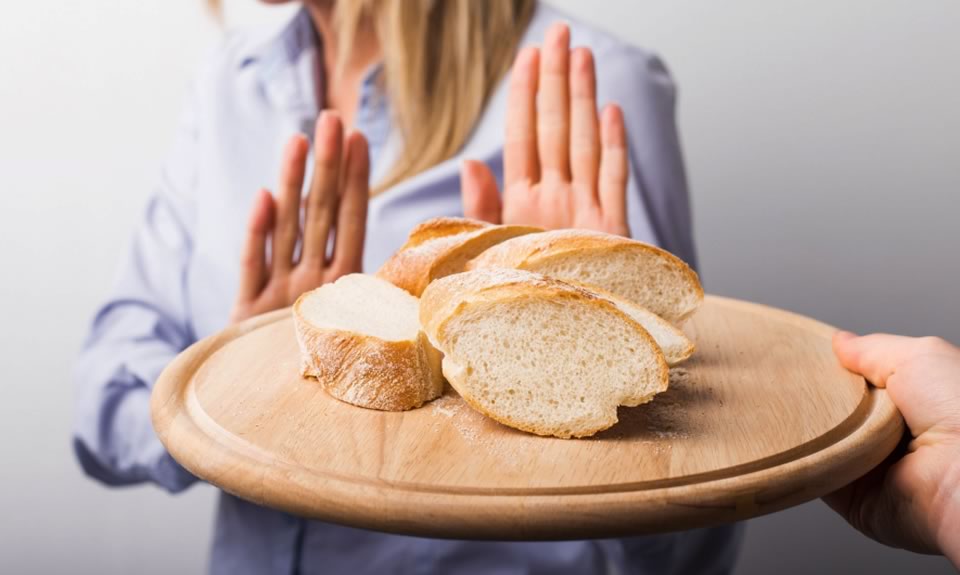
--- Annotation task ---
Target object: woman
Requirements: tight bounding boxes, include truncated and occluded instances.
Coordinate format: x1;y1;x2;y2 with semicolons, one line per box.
73;1;741;573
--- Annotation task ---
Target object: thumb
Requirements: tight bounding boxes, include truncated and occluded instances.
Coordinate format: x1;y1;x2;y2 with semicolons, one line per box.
832;332;925;389
461;160;502;224
232;188;274;322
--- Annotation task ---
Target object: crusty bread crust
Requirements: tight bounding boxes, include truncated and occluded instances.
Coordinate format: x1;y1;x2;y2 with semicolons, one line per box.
398;217;490;248
293;294;443;411
420;269;669;438
451;378;636;439
466;229;704;322
376;217;542;297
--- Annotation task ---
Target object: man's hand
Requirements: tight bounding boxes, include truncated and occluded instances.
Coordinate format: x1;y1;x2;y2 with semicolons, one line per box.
461;22;630;236
230;111;370;324
828;332;960;567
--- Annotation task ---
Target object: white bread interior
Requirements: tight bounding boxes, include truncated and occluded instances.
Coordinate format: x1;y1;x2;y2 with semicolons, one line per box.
467;229;703;324
572;284;694;365
420;269;669;438
294;274;444;411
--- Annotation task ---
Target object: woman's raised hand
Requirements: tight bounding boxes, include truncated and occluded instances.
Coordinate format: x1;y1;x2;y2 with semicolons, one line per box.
230;111;370;324
461;22;630;237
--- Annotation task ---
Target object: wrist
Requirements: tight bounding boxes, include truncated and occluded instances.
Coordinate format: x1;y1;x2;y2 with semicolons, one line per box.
936;449;960;568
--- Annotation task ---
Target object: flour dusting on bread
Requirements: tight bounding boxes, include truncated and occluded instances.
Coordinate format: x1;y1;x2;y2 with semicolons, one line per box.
293;274;443;411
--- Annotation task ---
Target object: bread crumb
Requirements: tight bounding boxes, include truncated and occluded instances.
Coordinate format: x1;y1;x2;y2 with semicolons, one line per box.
428;394;463;419
669;367;691;385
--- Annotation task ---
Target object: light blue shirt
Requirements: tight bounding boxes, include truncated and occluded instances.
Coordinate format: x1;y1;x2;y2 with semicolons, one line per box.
73;4;741;574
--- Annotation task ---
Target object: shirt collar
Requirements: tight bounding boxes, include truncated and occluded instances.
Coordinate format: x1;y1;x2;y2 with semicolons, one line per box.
237;8;321;122
234;9;386;131
231;8;394;184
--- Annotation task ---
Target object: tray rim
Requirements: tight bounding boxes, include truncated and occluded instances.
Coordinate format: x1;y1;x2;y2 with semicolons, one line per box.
151;296;904;540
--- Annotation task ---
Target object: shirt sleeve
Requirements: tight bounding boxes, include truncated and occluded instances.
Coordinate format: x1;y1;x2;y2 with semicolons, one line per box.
595;46;698;270
72;73;203;493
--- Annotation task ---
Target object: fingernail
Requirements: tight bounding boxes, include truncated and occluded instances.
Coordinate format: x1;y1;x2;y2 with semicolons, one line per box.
516;45;537;66
548;22;570;43
835;330;858;341
318;110;340;128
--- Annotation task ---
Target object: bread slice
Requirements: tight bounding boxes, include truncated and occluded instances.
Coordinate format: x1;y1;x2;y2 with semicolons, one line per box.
293;274;444;411
467;229;703;324
376;217;543;297
583;285;694;365
420;269;669;438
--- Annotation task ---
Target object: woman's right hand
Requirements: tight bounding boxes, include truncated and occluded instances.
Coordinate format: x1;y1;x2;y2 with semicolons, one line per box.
229;111;370;324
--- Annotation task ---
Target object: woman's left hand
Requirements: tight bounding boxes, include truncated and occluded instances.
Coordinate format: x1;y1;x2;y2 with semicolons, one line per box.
461;22;630;237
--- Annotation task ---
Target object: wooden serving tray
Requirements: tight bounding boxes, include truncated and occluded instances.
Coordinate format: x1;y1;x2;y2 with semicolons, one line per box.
151;296;903;540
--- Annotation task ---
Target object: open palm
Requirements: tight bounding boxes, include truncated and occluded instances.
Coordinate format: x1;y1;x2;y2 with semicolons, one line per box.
462;23;629;236
230;112;369;324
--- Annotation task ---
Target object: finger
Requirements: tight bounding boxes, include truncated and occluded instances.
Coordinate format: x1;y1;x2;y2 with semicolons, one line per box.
461;160;503;224
570;47;600;199
836;332;960;438
301;111;343;269
598;104;629;232
330;131;370;276
237;188;275;304
833;332;931;389
505;46;540;187
821;441;893;541
271;134;309;275
821;433;939;554
537;22;571;182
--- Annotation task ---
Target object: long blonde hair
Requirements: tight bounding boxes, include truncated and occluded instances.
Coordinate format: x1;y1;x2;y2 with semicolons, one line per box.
210;1;535;194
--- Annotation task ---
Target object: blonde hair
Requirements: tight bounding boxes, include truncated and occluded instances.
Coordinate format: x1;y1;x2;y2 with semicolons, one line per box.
209;0;535;195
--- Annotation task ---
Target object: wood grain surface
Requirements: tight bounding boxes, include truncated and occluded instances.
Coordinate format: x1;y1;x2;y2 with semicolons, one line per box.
151;296;903;540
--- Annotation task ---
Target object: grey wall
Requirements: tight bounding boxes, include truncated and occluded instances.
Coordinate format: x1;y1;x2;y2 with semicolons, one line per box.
1;0;957;573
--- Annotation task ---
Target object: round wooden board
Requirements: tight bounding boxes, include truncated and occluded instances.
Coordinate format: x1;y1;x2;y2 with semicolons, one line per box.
151;296;903;540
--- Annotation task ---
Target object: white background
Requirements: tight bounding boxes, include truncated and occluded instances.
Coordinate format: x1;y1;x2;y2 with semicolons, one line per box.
1;1;958;573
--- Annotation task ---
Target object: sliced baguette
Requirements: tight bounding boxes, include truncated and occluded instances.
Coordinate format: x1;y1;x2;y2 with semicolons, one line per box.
293;274;443;411
376;216;543;297
467;229;703;324
420;268;669;439
581;284;694;365
395;216;490;247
